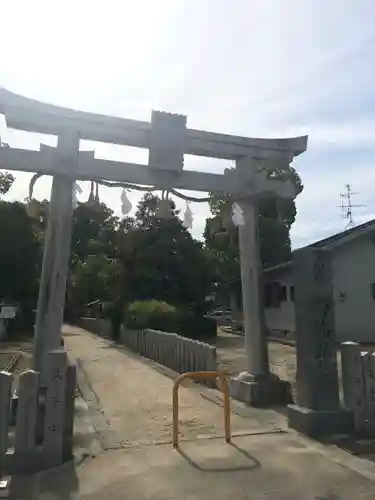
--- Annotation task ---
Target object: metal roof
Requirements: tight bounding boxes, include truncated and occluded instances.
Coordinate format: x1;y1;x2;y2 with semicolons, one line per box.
264;218;375;274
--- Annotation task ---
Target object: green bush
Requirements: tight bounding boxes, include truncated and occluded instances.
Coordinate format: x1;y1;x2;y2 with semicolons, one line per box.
176;310;217;340
6;306;35;338
104;301;124;339
126;300;176;332
124;300;217;341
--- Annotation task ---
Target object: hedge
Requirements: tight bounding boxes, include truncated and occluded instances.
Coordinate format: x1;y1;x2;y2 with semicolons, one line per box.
124;300;217;340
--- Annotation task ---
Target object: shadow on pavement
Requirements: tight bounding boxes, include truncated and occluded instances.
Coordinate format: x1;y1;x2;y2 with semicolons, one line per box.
316;434;375;464
5;462;78;499
177;441;261;473
39;462;79;499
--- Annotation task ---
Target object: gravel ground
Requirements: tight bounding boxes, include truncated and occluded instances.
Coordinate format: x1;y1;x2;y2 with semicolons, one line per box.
0;342;33;389
214;329;349;403
0;353;14;370
63;325;274;449
215;330;298;398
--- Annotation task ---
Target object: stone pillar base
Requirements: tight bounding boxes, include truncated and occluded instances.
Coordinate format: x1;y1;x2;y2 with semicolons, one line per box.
287;404;353;437
229;372;293;407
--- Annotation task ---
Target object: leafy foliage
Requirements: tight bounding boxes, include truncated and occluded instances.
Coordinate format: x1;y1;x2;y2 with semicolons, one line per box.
118;193;214;312
71;202;119;263
125;299;217;339
126;300;176;331
0;201;40;306
0;171;14;197
204;165;303;310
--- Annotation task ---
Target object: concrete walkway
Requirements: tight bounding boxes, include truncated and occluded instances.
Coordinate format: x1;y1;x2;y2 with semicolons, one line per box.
10;326;375;499
63;326;281;449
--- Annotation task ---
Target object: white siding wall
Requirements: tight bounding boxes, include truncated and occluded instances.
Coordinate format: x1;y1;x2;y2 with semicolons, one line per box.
265;276;296;336
264;235;375;342
333;236;375;342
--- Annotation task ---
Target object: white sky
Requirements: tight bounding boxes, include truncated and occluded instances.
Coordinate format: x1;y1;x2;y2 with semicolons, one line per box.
1;0;375;247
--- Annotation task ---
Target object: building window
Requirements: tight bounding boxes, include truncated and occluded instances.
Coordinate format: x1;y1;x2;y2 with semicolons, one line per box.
290;286;295;302
264;283;274;308
371;283;375;300
278;285;287;303
264;282;280;308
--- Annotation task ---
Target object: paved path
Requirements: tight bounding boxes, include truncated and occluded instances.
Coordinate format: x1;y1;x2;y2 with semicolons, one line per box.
63;326;277;448
35;435;375;500
12;325;375;499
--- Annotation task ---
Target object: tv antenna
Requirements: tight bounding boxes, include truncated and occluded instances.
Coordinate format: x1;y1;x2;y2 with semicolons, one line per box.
339;184;365;229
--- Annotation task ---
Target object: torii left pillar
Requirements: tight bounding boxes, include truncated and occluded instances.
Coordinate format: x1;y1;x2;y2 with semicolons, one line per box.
33;133;79;382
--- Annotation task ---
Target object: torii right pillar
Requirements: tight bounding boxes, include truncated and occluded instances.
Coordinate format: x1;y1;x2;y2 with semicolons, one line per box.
230;201;292;406
229;156;294;406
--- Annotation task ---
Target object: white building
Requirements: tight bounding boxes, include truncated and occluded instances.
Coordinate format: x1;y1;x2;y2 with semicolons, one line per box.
264;219;375;342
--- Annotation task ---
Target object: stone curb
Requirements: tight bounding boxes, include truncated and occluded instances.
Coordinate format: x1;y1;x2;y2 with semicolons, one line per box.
73;358;123;452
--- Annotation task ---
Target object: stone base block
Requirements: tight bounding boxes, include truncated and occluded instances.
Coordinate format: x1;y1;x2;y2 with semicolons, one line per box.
229;372;293;407
287;404;353;437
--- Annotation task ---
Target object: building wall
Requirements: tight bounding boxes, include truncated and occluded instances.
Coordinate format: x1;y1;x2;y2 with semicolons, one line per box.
333;236;375;342
264;274;296;338
264;235;375;342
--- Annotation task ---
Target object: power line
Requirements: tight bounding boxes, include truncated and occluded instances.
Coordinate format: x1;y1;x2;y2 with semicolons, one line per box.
339;184;365;229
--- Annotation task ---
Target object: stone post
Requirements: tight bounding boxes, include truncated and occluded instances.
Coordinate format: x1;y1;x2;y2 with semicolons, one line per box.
33;133;80;380
42;349;67;468
287;247;353;436
229;191;291;406
63;363;77;460
341;341;363;410
14;370;39;472
0;371;11;477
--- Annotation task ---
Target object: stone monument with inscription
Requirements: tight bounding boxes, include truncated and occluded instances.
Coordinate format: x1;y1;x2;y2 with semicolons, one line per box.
287;247;353;435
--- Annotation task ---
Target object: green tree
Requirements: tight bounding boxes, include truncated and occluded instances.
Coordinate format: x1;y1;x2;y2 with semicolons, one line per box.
70;254;121;307
0;201;40;309
0;171;14;197
119;193;214;313
71;202;119;263
66;201;122;316
204;165;303;321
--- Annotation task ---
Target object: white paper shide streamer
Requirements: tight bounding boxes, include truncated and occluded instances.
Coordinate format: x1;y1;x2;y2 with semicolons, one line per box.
121;188;132;215
72;183;82;209
183;202;193;229
231;203;245;227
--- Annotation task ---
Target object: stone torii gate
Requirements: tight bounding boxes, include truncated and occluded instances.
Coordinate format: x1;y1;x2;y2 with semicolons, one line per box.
0;88;307;405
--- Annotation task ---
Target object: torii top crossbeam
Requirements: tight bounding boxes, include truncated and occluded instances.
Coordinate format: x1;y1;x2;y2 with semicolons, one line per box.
0;88;307;159
0;88;307;196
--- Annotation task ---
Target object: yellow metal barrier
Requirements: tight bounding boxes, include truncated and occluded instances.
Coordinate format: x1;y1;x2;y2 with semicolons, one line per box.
172;371;231;449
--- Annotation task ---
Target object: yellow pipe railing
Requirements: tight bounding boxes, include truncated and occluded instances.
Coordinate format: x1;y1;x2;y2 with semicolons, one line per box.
172;371;231;449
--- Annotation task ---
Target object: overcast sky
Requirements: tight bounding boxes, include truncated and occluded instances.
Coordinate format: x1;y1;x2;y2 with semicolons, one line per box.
1;0;375;248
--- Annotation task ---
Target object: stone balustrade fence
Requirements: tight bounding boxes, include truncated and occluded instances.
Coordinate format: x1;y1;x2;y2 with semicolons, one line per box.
119;327;218;387
0;349;76;475
341;341;375;435
77;318;218;388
